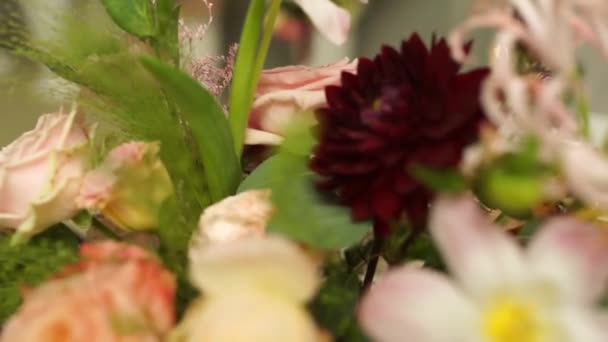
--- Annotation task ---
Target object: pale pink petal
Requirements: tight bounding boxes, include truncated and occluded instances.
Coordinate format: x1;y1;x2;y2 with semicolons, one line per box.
256;58;356;94
429;195;528;297
359;266;480;342
527;217;608;304
293;0;351;45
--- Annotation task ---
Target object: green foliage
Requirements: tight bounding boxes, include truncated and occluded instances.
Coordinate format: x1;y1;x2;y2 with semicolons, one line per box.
0;226;79;322
101;0;156;38
228;0;266;154
310;261;369;342
156;197;198;317
240;123;371;249
141;56;241;202
153;0;180;64
409;165;468;194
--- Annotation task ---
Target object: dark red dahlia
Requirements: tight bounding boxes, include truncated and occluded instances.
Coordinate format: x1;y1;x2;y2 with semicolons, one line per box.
309;33;489;236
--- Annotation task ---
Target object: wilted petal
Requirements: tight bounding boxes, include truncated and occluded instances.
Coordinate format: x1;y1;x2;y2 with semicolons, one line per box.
293;0;351;45
527;217;608;304
359;266;480;342
429;195;528;297
189;236;319;303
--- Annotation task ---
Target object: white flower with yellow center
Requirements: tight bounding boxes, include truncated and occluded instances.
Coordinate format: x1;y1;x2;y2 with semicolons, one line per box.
359;195;608;342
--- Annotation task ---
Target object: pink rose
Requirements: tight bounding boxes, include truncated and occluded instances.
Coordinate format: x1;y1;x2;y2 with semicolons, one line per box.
1;241;176;342
77;141;173;231
246;58;357;145
0;107;92;244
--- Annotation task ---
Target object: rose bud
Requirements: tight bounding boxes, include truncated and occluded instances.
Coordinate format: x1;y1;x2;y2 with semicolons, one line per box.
189;189;273;254
78;141;173;231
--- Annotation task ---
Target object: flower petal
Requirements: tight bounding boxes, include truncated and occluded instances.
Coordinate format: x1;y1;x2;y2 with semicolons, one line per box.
359;266;480;342
189;235;319;303
171;292;319;342
429;195;528;297
293;0;351;45
527;217;608;304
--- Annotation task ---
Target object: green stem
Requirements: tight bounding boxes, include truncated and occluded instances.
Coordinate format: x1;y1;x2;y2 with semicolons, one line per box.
252;0;282;85
576;90;590;139
228;0;282;157
361;238;383;294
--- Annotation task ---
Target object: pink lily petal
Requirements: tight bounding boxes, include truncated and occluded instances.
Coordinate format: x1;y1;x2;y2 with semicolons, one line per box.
429;196;528;297
527;217;608;305
293;0;351;45
359;266;479;342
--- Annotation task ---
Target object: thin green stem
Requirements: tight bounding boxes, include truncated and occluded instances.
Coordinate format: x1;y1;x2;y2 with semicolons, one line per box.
361;238;384;294
251;0;282;86
576;89;590;139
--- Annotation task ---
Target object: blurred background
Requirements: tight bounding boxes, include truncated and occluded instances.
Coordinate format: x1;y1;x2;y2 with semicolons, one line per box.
1;0;608;145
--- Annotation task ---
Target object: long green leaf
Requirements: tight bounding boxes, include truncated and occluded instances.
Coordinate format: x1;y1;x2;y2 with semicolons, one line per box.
153;0;180;64
227;0;265;155
101;0;156;38
141;56;241;202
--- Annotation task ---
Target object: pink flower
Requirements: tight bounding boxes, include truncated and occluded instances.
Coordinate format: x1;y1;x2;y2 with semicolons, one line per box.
292;0;367;45
0;107;92;244
246;58;357;145
359;195;608;342
77;141;173;231
1;241;176;342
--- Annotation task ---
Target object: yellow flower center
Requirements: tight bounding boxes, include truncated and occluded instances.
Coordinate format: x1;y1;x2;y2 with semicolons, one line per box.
483;297;545;342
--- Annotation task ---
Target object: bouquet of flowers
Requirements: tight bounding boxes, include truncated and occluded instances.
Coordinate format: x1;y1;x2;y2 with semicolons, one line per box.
2;0;608;341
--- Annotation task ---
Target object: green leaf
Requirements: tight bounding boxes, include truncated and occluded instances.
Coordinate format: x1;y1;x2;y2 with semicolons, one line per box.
101;0;156;38
238;154;280;192
153;0;180;64
228;0;265;155
310;261;370;342
267;153;371;249
142;56;241;202
0;226;79;322
409;164;468;194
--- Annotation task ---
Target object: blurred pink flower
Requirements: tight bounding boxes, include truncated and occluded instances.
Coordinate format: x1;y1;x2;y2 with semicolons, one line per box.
292;0;367;45
1;241;176;342
78;141;173;231
0;107;92;244
246;58;357;145
359;195;608;342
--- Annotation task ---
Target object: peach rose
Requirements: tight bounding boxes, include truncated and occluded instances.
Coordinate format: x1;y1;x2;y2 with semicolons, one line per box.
1;241;176;342
0;107;92;244
77;141;173;231
246;58;357;145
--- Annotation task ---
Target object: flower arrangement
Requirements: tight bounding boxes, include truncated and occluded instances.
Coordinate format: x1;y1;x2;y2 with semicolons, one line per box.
1;0;608;341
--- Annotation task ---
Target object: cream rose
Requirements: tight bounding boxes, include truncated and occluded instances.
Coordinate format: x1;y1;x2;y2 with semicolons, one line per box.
0;241;176;342
0;107;92;244
175;236;321;342
188;189;273;252
246;58;357;145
